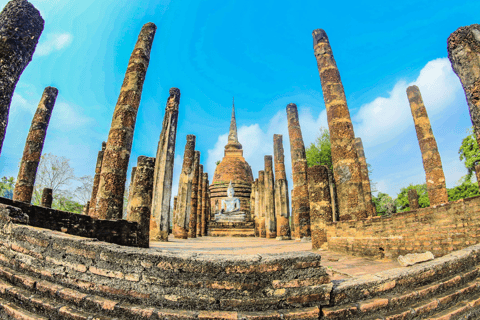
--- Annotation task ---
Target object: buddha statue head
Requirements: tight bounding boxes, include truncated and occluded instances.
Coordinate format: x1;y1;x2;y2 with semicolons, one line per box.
227;181;235;198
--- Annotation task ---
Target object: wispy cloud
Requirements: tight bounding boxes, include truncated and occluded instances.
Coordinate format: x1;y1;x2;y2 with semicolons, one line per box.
35;33;73;57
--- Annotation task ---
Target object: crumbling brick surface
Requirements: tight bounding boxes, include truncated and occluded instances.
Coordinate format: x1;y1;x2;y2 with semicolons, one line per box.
354;137;376;217
40;188;52;208
307;165;332;249
408;189;420;210
312;29;367;221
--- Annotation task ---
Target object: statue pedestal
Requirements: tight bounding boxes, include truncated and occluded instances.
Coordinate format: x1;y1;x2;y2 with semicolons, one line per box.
214;211;246;223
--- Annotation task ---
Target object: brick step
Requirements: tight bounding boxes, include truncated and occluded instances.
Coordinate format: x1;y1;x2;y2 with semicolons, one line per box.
0;296;49;320
322;268;480;319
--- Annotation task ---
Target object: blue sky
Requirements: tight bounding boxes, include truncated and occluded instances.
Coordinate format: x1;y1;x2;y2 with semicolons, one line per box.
0;0;479;202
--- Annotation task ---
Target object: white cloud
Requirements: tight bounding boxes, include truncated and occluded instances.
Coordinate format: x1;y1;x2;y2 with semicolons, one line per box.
35;33;73;57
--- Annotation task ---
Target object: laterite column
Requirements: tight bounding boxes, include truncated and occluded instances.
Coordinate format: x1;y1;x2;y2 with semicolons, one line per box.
151;88;180;241
354;137;376;217
95;23;156;219
264;155;276;238
273;134;290;240
254;178;260;237
13;87;58;203
196;164;203;237
41;188;52;208
174;135;196;239
407;85;448;206
126;156;155;248
312;29;367;221
188;151;200;238
201;173;208;236
0;0;44;155
408;189;420;210
258;171;266;238
286;103;311;240
88;142;106;218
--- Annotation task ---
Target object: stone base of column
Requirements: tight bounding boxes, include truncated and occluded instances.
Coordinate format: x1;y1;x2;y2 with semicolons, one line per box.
276;216;290;240
254;220;259;237
259;219;266;238
173;226;188;239
266;231;276;239
312;229;327;250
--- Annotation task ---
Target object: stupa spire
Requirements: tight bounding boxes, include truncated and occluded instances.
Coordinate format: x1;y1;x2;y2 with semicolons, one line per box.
226;97;242;150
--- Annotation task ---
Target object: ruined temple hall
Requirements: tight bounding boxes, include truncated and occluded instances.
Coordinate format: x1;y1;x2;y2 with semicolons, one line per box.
208;101;255;236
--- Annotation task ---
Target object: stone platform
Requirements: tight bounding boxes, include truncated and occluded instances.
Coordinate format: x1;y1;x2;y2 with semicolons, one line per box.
207;220;255;237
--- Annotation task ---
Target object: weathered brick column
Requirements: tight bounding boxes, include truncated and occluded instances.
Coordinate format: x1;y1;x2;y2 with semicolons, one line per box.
273;134;290;240
354;137;376;217
476;164;480;191
448;25;480;146
95;23;156;220
201;173;208;236
326;167;338;221
250;181;256;233
188;151;200;238
196;164;203;237
286;103;311;240
0;0;44;155
125;166;137;219
307;165;333;249
41;188;52;208
254;178;260;237
312;29;367;221
151;87;180;241
258;171;266;238
13;87;58;203
88;141;106;218
408;189;420;210
407;85;448;206
174;135;195;239
126;156;155;248
82;202;90;215
264;155;276;239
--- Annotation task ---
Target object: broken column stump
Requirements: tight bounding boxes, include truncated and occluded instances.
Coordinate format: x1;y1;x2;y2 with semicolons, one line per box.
126;156;155;248
13;87;58;203
258;170;266;238
307;165;333;249
354;137;376;217
408;189;420;210
88;141;106;218
286;103;311;240
201;173;208;236
196;164;203;237
41;188;52;208
312;29;367;221
174;135;196;239
448;24;480;147
95;22;156;220
273;134;290;240
151;88;180;241
407;85;448;206
264;155;276;239
0;0;44;155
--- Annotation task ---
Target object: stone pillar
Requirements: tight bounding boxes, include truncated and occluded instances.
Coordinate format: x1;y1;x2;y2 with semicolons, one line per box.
326;167;338;221
201;173;208;236
273;134;290;240
448;25;480;147
407;85;448;206
264;156;276;239
307;165;333;250
88;142;106;218
290;189;295;235
476;164;480;191
0;0;44;155
173;135;196;239
13;87;58;203
173;195;178;231
254;178;260;237
188;151;200;238
125;166;137;219
354;137;376;217
126;156;155;248
250;181;256;234
151;88;180;241
95;23;156;220
41;188;52;208
312;29;367;221
408;189;419;210
286;103;311;240
258;171;266;238
82;201;90;215
196;164;203;237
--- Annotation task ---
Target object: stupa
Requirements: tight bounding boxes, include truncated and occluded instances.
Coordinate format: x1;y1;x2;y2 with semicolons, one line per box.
208;99;255;236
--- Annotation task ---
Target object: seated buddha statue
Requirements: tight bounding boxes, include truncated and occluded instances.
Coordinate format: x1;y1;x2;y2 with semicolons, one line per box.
214;181;246;222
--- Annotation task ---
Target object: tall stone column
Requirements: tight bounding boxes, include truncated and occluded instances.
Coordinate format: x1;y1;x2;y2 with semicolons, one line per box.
196;164;203;237
354;138;376;217
448;25;480;147
250;181;256;234
408;189;420;210
173;135;196;239
264;155;276;239
254;178;260;237
201;173;208;236
41;188;52;208
258;171;266;238
307;165;333;250
125;166;137;219
151;88;180;241
312;29;367;221
273;134;290;240
88;141;106;218
326;167;338;221
407;85;448;206
13;87;58;203
95;23;156;220
286;103;311;240
0;0;44;155
188;151;200;238
126;156;155;248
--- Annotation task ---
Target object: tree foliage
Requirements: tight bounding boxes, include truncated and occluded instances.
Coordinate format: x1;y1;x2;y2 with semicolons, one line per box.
448;180;480;201
372;192;396;215
0;177;15;199
459;127;480;181
306;127;332;170
395;184;430;212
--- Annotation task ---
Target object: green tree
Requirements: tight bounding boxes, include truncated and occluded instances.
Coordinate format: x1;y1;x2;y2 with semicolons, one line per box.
53;194;83;214
306;127;332;170
459;127;480;181
372;192;396;215
0;176;15;199
447;180;480;201
395;184;429;212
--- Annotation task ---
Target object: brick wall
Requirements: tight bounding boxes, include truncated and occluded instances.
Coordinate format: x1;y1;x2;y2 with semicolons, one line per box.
325;196;480;259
